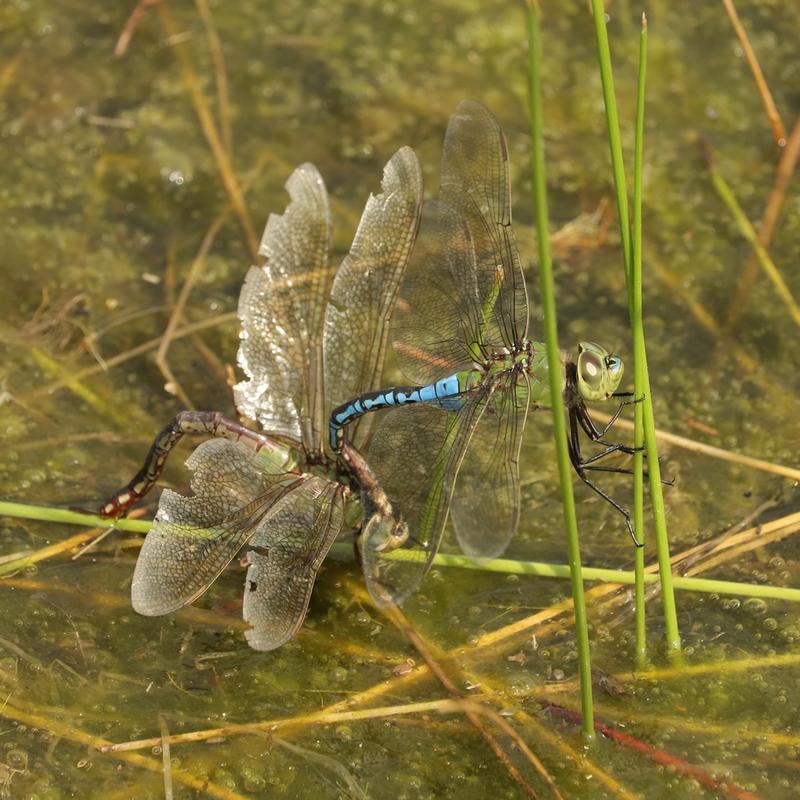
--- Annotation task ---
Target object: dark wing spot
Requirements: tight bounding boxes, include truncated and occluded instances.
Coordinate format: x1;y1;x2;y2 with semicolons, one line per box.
248;580;258;593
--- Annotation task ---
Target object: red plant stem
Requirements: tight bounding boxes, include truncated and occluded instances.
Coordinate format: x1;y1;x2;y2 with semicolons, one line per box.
545;702;763;800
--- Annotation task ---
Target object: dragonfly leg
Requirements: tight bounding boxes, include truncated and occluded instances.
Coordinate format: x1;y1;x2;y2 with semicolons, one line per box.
574;401;642;455
581;464;673;488
582;456;674;487
568;408;642;547
579;442;635;467
580;472;639;546
575;401;672;484
95;411;288;518
576;399;626;440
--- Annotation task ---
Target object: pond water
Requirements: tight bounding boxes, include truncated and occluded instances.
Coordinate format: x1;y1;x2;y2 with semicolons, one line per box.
1;1;799;797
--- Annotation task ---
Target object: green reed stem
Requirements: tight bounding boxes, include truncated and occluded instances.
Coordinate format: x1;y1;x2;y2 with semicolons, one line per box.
4;501;798;607
0;501;152;533
402;553;800;603
3;500;798;603
590;0;681;655
632;15;647;666
526;2;594;742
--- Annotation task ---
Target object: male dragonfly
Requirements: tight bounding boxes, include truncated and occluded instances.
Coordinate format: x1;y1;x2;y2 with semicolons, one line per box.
95;148;422;650
331;101;638;608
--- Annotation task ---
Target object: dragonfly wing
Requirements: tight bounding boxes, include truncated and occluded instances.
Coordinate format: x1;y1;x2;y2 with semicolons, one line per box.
449;372;530;557
440;99;529;349
359;391;489;606
324;146;423;449
131;438;299;616
243;477;345;651
235;163;332;454
391;199;481;385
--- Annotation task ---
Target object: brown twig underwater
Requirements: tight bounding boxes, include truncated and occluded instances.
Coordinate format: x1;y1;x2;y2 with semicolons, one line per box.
376;592;559;800
193;0;232;154
156;215;228;408
101;698;468;753
113;0;161;58
156;153;270;408
27;311;238;400
25;268;337;406
720;0;786;147
398;615;633;798
154;2;258;256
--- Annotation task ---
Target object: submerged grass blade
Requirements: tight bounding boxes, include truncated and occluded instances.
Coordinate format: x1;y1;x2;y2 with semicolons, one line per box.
526;1;595;743
703;139;800;327
589;0;681;655
724;117;800;329
632;15;647;666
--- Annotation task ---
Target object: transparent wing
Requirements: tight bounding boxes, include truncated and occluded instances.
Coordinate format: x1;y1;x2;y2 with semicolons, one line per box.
359;389;490;606
391;200;482;386
243;477;345;651
324;146;423;448
449;372;530;557
235;163;332;454
131;438;300;616
440;99;529;351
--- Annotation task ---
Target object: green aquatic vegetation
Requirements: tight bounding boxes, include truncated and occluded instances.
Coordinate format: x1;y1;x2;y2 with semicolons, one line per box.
526;0;595;743
632;15;648;666
590;0;680;656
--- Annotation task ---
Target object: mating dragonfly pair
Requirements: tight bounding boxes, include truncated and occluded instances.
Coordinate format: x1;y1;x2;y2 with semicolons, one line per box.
97;101;635;651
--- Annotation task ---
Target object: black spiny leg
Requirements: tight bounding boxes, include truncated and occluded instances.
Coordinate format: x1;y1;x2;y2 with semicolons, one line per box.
575;399;674;486
568;406;641;547
576;397;641;451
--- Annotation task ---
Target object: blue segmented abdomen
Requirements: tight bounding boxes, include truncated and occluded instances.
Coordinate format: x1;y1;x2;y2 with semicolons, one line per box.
329;373;464;452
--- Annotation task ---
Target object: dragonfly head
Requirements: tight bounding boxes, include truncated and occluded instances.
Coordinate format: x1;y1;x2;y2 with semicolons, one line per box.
575;342;624;402
360;509;409;554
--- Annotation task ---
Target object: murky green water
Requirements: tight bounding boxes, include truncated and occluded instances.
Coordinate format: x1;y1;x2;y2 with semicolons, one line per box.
1;0;800;797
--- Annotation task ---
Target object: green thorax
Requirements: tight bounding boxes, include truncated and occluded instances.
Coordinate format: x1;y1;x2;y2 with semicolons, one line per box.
454;341;567;407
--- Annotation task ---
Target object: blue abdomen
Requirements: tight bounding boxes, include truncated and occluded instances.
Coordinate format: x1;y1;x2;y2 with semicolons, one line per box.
329;372;463;451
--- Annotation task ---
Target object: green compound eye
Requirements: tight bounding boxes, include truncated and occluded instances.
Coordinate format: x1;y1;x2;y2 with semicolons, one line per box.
579;350;603;389
576;342;624;401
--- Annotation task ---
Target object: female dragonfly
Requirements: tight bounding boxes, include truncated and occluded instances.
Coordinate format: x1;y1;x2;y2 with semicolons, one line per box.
95;147;423;650
331;100;636;608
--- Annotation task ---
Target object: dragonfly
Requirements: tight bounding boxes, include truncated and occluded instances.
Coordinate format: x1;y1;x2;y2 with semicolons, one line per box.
94;147;423;650
330;100;637;608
